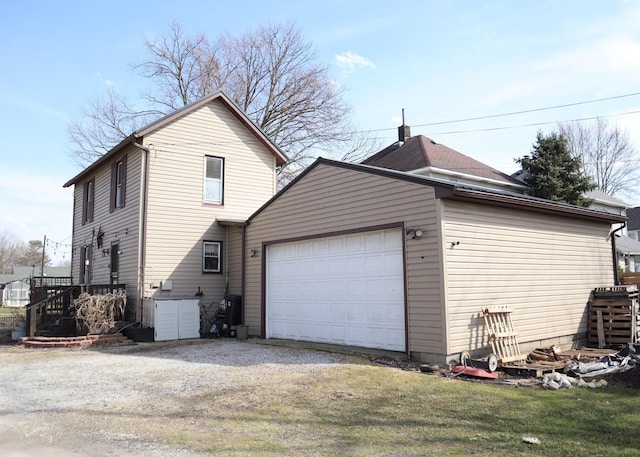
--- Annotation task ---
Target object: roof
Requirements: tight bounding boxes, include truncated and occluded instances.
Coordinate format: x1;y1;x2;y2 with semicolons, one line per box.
248;157;627;225
64;91;287;188
627;207;640;230
361;136;523;186
585;190;628;208
615;235;640;255
12;266;71;277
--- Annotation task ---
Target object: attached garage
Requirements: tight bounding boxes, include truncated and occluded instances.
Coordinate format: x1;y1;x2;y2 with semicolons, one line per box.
265;229;406;351
243;158;625;363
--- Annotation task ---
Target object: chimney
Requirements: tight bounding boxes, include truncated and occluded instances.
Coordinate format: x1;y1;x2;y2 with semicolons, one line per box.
398;108;410;142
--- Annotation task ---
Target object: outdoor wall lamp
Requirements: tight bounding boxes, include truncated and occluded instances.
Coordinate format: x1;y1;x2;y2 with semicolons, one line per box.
406;228;424;239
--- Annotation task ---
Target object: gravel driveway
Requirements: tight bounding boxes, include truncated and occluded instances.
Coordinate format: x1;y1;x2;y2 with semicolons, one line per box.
0;339;343;457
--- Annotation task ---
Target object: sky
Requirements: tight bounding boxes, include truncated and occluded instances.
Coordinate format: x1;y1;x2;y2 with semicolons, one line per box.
2;0;640;264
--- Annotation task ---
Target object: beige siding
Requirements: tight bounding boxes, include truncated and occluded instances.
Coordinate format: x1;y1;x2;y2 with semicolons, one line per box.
226;226;243;296
70;147;144;315
245;164;445;354
142;99;277;305
442;200;614;356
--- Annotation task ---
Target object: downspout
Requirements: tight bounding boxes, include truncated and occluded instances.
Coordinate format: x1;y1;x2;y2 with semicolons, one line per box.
611;222;626;285
241;221;248;326
133;141;150;323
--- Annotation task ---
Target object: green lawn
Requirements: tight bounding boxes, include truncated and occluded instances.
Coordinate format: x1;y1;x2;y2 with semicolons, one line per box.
127;360;640;457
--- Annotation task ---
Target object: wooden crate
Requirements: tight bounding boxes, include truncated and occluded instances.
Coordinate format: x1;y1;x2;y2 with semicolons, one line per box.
588;286;639;347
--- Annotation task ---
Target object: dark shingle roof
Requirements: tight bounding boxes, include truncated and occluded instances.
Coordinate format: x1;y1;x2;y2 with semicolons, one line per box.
361;136;521;185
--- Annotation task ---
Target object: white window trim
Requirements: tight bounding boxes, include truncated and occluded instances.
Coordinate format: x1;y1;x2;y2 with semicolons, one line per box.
203;241;222;273
204;156;224;204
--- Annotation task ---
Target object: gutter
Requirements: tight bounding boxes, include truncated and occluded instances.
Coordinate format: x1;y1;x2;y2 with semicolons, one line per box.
132;141;150;322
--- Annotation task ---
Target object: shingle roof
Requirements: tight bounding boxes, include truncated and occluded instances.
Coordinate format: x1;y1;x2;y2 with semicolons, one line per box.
248;157;626;225
361;136;522;185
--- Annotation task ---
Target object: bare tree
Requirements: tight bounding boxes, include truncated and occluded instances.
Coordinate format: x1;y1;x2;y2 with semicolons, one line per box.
558;119;640;198
67;87;161;166
0;231;25;274
68;22;375;181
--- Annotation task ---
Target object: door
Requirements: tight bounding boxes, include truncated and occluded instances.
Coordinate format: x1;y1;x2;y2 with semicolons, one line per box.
265;228;406;351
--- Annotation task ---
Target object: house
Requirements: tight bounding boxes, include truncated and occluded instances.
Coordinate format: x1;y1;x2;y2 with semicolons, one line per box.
362;132;525;193
627;207;640;241
242;137;625;364
0;266;71;307
1;280;30;308
63;92;286;335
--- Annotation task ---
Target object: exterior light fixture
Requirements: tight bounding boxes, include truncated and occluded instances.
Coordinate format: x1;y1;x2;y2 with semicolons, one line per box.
405;228;424;239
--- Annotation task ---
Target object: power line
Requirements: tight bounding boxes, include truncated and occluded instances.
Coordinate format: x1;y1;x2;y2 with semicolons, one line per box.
361;91;640;134
423;110;640;137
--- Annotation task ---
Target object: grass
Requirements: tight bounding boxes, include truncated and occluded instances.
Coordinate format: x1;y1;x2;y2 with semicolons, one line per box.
0;306;25;318
114;357;640;457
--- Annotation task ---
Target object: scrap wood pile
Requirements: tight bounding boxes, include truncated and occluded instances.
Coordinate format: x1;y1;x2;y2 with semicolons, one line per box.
72;291;127;335
528;343;640;377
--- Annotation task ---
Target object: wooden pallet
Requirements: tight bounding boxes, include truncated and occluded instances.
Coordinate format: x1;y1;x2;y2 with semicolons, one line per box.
588;288;639;346
482;306;526;365
501;360;565;377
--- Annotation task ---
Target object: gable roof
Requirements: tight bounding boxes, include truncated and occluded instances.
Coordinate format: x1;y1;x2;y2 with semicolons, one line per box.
248;157;626;225
64;91;287;188
361;135;522;186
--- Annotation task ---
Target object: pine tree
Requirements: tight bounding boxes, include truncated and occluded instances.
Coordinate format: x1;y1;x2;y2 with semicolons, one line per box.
516;131;595;207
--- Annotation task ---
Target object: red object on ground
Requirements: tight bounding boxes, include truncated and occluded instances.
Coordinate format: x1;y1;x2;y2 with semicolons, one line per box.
451;365;499;379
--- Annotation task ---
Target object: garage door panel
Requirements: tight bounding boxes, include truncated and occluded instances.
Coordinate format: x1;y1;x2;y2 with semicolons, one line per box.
266;228;406;352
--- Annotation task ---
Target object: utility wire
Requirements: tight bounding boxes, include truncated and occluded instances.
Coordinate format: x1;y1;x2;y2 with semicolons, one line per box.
361;91;640;133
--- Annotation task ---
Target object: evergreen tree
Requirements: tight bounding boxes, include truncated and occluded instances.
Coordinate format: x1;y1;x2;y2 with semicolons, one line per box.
17;240;51;271
516;131;595;207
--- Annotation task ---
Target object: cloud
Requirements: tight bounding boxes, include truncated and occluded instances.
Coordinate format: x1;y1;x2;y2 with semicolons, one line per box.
95;72;116;87
335;52;376;77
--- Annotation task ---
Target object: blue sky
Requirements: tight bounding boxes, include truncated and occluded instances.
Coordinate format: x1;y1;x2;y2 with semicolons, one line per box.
2;0;640;263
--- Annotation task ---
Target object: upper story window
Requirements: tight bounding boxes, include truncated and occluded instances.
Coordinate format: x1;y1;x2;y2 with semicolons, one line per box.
83;178;95;224
204;156;224;204
203;241;222;273
111;156;127;212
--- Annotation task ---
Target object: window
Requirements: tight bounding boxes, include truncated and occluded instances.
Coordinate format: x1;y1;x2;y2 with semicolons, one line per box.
203;241;222;273
83;178;94;224
80;245;92;284
110;156;127;211
204;156;223;204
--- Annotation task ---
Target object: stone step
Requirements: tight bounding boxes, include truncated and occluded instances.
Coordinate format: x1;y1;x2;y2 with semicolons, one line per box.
19;334;133;349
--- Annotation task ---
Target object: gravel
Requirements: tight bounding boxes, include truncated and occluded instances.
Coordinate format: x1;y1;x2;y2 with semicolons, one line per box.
0;339;343;456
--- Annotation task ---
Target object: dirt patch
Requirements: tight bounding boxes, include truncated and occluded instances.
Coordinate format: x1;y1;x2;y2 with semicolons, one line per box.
612;365;640;388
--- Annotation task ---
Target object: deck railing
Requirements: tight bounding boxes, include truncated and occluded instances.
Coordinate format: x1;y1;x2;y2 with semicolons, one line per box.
25;283;126;337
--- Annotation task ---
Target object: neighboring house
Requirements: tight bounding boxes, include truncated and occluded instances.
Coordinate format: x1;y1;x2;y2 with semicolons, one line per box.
242;157;624;364
1;280;30;307
627;207;640;241
363;131;525;193
615;234;640;273
0;266;71;307
63;92;287;329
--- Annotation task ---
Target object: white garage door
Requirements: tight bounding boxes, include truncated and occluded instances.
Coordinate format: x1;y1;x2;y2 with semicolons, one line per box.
266;228;406;351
